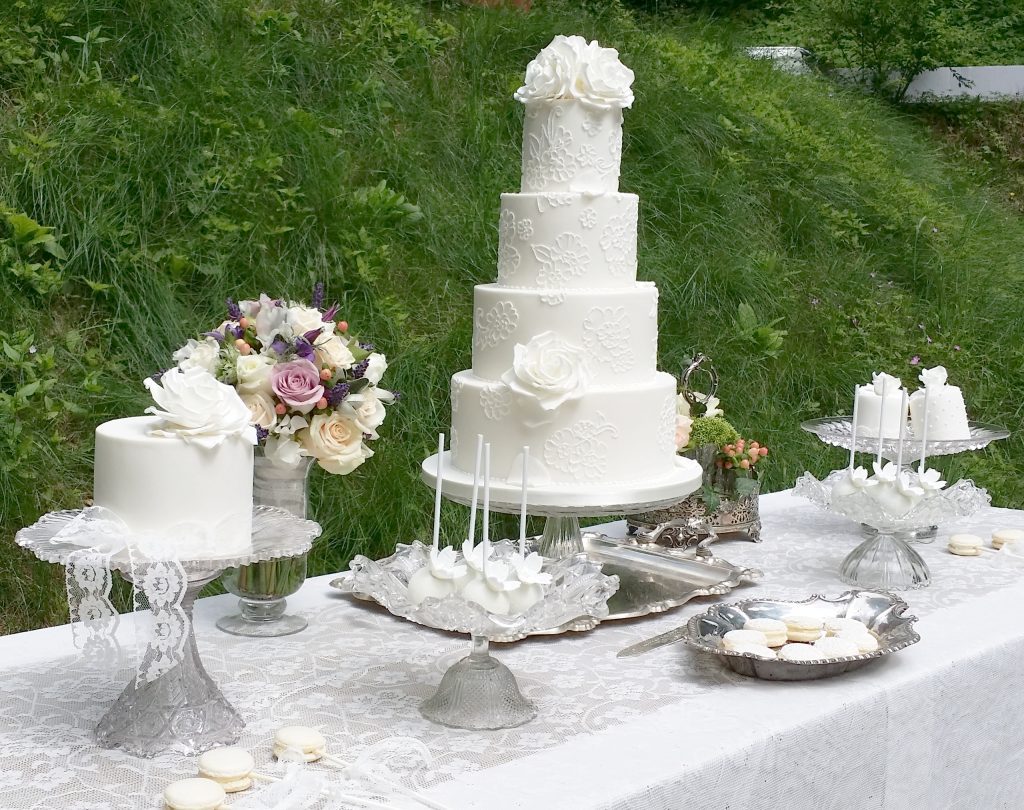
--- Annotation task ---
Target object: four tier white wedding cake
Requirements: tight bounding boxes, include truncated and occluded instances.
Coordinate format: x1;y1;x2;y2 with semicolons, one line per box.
437;36;700;506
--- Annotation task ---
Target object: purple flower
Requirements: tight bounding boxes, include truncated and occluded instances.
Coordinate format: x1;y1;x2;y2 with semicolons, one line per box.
294;337;315;362
202;330;225;343
323;302;339;322
255;425;270;441
954;345;961;351
226;298;242;320
325;382;350;406
271;359;324;414
390;390;401;401
270;338;288;356
303;328;323;343
359;341;375;351
311;281;325;310
909;355;921;365
228;324;245;340
351;359;369;378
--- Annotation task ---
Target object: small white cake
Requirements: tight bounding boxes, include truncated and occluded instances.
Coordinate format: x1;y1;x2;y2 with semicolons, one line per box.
93;367;257;557
909;366;970;441
854;372;907;439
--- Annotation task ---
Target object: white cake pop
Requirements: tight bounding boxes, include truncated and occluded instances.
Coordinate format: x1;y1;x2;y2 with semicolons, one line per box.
831;466;876;499
506;552;552;614
461;560;520;615
868;461;915;517
915;467;947;493
407;546;468;606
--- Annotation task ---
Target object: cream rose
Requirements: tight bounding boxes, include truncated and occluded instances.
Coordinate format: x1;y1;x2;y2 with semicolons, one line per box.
675;414;693;451
501;331;591;412
340;388;387;439
918;366;948;388
288;305;334;338
514;35;587;104
235;353;274;395
363;352;388;385
300;412;374;475
144;367;257;448
314;334;355;371
172;337;221;375
577;41;635;110
871;371;903;396
240;391;277;430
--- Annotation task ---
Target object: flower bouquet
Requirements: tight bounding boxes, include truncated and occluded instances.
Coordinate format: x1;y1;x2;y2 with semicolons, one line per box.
628;354;766;548
163;284;394;636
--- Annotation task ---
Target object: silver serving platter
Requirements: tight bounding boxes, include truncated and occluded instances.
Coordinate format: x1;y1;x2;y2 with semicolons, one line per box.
331;532;761;641
683;590;919;681
801;416;1008;459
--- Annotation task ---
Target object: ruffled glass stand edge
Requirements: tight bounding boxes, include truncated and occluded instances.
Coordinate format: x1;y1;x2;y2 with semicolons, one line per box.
338;539;619;730
15;505;321;757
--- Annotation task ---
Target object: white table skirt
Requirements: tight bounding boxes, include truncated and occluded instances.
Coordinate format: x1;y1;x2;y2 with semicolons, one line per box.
3;490;1024;809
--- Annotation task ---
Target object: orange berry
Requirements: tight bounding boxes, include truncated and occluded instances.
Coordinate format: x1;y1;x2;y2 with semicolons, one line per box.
238;317;249;329
338;320;349;332
320;368;332;380
274;403;287;415
317;397;328;409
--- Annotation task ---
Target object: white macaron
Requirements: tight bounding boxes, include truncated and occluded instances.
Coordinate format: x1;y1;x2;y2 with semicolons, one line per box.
197;747;255;793
273;725;327;762
163;777;226;810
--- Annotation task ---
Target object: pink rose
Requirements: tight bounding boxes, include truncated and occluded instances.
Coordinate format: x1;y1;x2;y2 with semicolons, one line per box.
271;359;324;414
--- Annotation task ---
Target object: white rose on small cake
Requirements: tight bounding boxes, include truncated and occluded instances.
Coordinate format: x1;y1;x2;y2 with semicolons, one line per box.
502;331;593;418
145;366;257;448
514;34;588;104
514;34;635;110
577;41;635;110
301;411;374;475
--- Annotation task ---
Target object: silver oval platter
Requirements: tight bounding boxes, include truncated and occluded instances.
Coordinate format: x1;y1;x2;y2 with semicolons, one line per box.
683;590;919;681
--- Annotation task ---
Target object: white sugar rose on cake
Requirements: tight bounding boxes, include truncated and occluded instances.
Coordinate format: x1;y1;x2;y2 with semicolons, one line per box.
425;35;702;509
164;283;395;476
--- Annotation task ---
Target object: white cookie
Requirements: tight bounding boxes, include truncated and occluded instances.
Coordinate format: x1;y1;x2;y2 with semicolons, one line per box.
163;777;226;810
824;617;869;636
743;618;788;647
778;643;823;662
722;629;769;650
813;636;861;658
274;725;327;762
992;529;1024;550
726;641;777;659
948;533;983;556
783;613;824;642
198;747;254;793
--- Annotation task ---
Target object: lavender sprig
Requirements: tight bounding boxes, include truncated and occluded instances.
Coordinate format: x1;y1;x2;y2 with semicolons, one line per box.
202;330;225;343
326;382;350;406
226;298;242;320
255;425;270;441
351;359;369;378
311;281;325;310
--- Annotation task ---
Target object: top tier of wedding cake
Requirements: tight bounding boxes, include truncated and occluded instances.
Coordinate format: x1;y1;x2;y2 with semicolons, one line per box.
440;37;701;506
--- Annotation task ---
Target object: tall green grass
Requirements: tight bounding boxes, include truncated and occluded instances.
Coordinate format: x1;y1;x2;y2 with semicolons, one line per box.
2;0;1023;632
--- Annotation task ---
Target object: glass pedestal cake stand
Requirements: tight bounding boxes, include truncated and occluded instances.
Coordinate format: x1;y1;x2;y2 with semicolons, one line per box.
801;418;1009;541
421;451;704;558
15;505;321;757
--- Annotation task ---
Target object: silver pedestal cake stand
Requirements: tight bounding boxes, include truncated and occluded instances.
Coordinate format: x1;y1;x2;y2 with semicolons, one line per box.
15;505;320;757
801;418;1009;541
421;451;704;558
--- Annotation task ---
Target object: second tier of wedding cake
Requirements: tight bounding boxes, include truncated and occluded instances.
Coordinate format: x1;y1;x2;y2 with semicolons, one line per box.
426;36;701;510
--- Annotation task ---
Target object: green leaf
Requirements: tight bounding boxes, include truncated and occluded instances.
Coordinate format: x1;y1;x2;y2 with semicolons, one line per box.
17;380;40;399
83;278;113;293
347;377;370;395
2;341;21;362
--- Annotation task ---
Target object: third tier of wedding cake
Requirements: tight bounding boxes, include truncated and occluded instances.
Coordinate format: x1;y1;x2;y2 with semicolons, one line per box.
429;36;700;509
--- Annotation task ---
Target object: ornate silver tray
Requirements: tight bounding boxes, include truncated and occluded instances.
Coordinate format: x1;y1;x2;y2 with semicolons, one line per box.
331;532;761;641
683;591;919;681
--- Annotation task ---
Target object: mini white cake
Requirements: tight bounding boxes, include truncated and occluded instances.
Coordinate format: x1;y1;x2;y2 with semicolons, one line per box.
854;372;906;439
909;366;970;441
94;416;254;555
93;367;257;557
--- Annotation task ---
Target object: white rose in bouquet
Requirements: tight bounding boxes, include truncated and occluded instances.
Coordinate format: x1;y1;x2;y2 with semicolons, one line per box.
288;305;334;337
254;293;292;348
341;388;391;439
314;334;356;371
145;367;256;447
363;352;388;385
301;412;374;475
263;433;307;468
501;331;592;412
235;353;274;395
578;41;635;110
172;337;221;375
514;34;588;103
240;390;278;430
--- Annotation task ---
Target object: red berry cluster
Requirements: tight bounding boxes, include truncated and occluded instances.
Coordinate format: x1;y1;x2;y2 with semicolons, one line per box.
716;438;769;471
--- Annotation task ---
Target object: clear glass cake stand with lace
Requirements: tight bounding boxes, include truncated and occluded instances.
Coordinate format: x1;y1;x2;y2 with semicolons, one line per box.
421;452;703;559
15;505;321;758
801;418;1009;541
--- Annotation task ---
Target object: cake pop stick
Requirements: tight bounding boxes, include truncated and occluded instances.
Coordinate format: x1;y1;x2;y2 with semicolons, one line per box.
918;387;930;471
432;433;444;552
875;379;888;465
896;389;908;470
467;434;483;544
482;442;491;579
849;386;860;470
519;445;529;557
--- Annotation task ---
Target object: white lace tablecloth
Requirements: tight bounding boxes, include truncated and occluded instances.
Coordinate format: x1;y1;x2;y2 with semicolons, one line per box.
4;490;1024;809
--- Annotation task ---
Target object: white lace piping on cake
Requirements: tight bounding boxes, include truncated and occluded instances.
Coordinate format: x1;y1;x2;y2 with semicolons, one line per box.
543;412;620;480
582;306;634;373
473;301;519;350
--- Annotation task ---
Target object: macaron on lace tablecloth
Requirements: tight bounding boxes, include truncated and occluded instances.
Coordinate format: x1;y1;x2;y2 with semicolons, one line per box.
3;492;1024;809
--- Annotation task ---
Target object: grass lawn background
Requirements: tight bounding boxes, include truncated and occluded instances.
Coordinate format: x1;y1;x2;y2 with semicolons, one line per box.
2;0;1023;633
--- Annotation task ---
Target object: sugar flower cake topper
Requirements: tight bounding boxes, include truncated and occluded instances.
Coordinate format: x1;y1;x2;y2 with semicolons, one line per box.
514;35;636;110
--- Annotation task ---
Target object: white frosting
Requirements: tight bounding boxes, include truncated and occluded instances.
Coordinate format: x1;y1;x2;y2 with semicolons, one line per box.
521;101;622;193
497;192;639;288
93;416;253;555
450;370;678;485
514;35;635;110
145;367;257;448
909;368;970;440
472;284;657;385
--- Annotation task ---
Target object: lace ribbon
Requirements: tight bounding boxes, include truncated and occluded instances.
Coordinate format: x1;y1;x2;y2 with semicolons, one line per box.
53;507;189;685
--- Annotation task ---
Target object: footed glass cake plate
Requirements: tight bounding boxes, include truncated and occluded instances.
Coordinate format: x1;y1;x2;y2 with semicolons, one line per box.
801;417;1009;459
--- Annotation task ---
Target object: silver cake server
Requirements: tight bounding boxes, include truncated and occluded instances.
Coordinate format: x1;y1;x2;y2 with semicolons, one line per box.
617;624;691;658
